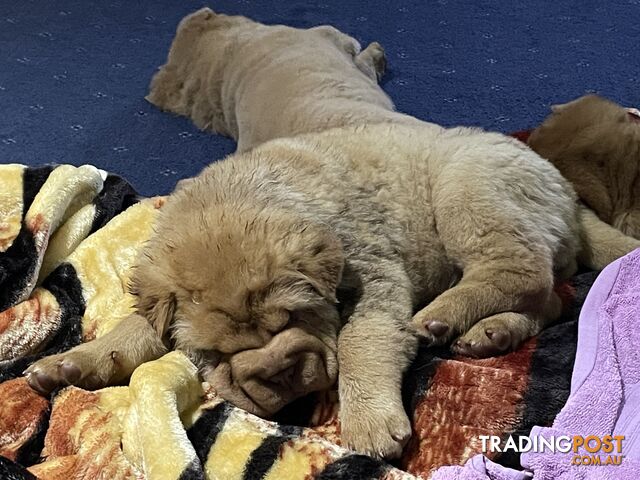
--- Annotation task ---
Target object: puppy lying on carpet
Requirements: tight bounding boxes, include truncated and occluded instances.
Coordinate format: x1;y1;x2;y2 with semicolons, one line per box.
26;8;640;459
144;7;418;153
528;94;640;238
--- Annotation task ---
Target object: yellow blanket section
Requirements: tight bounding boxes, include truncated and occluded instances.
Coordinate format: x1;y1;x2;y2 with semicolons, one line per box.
125;351;203;479
29;351;377;480
66;197;164;340
30;351;203;480
0;164;25;252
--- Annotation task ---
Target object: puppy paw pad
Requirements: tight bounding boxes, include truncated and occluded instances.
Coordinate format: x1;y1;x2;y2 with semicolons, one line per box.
485;328;511;351
60;361;82;383
426;320;449;337
26;368;57;395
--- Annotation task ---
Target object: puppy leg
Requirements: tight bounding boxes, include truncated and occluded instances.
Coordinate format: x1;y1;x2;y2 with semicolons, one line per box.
614;209;640;239
310;25;361;57
25;314;167;394
452;292;561;357
355;42;387;81
338;259;417;459
309;26;386;81
580;205;640;269
413;168;563;354
413;258;556;351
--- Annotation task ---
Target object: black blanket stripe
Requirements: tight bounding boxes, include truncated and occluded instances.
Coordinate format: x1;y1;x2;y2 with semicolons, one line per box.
0;262;84;383
241;425;305;480
185;402;233;473
495;270;597;469
177;458;205;480
15;412;50;468
403;344;452;415
315;455;388;479
89;174;139;234
0;166;50;312
242;436;290;480
0;228;38;312
0;456;38;480
22;166;54;217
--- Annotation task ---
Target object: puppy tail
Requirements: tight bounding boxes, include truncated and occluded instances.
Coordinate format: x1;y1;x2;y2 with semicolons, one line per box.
578;204;640;270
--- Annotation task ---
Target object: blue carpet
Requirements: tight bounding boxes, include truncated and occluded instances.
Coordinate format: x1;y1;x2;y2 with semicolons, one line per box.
1;0;639;196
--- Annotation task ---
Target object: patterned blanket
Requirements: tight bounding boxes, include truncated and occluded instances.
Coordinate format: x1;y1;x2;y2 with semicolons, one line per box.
0;163;592;480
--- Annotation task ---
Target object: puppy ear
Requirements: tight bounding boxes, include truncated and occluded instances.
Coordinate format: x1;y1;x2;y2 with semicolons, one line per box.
146;65;182;111
130;262;177;341
550;100;578;113
146;8;219;111
551;94;602;113
294;226;344;302
180;7;218;31
174;176;196;193
140;292;176;339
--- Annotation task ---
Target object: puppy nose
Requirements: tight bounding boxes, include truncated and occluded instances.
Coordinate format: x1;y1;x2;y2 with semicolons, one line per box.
221;325;272;354
206;327;338;417
270;364;296;390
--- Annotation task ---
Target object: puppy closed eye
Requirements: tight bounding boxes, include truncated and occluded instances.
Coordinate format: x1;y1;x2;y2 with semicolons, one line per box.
266;276;328;310
191;290;203;304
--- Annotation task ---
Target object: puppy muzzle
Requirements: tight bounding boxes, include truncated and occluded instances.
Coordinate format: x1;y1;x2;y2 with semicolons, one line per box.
207;327;338;416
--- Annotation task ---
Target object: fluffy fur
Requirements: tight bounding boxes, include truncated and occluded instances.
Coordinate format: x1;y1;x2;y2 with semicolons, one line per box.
528;94;640;238
26;9;640;460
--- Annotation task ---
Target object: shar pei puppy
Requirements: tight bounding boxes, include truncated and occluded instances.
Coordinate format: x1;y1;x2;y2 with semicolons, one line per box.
27;8;640;459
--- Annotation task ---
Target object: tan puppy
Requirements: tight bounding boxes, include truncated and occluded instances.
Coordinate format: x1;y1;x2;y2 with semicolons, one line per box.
145;8;419;153
26;10;640;460
528;94;640;238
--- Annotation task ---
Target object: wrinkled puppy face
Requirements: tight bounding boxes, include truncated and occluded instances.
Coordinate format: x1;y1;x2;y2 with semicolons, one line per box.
135;201;345;416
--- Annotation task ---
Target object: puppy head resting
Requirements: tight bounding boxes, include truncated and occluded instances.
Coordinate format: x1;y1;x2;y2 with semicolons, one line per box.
528;94;640;236
145;7;252;133
146;7;386;152
131;190;344;416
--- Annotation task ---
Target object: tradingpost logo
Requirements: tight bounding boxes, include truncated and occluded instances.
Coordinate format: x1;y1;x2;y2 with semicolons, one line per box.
480;435;625;466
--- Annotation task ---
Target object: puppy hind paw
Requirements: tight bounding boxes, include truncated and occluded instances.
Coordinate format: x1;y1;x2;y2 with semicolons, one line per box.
451;332;512;358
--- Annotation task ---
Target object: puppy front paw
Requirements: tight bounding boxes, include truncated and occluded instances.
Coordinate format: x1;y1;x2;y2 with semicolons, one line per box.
411;309;456;347
451;311;533;358
340;400;411;459
25;345;118;395
363;42;387;79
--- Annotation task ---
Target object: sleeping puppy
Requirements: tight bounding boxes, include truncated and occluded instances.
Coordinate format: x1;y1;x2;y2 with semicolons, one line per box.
528;94;640;238
145;7;419;153
27;123;584;459
26;10;640;460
